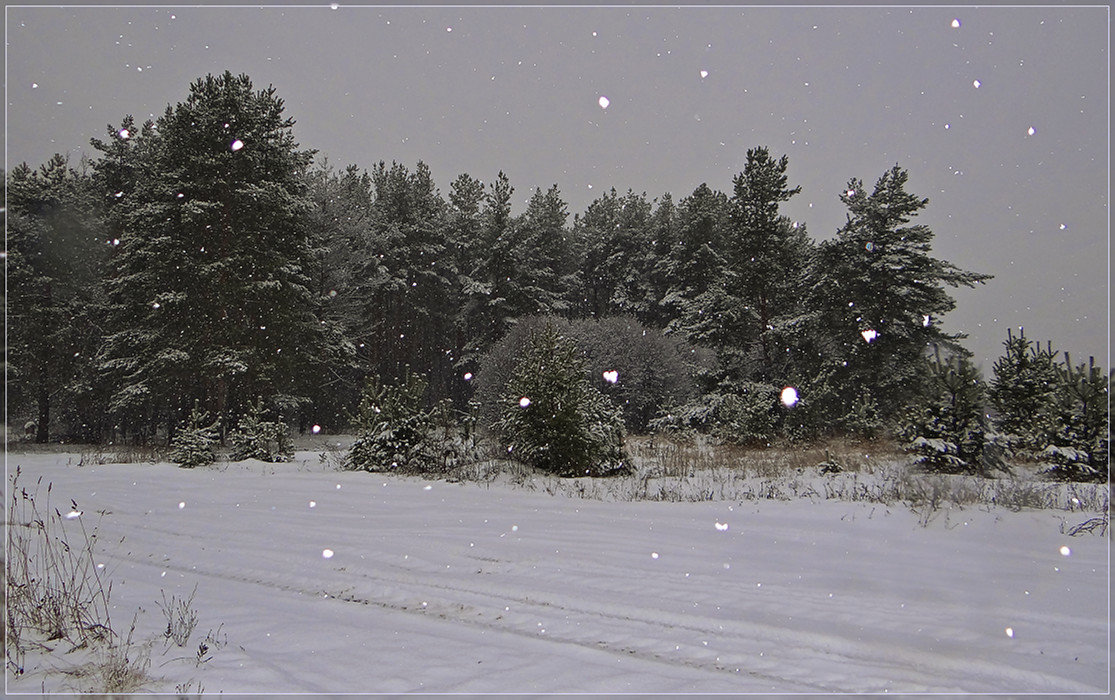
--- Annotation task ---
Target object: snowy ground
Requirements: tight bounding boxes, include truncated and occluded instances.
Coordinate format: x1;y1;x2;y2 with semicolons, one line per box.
4;450;1109;694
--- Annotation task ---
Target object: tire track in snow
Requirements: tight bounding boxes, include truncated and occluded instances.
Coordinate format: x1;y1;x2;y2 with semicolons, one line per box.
105;547;1098;693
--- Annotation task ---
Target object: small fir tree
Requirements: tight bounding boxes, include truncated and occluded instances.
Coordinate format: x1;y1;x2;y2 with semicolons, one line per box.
900;348;992;475
229;399;293;462
169;402;218;468
343;371;439;472
495;324;629;477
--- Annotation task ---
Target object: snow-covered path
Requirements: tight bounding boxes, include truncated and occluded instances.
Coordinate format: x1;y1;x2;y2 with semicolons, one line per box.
6;453;1108;694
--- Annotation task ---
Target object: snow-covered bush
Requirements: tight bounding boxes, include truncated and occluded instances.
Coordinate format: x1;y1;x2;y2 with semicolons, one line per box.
494;323;629;477
229;400;293;463
169;402;218;468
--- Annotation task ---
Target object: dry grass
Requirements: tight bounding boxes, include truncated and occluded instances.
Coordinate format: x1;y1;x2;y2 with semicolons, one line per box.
5;467;158;692
436;435;1110;525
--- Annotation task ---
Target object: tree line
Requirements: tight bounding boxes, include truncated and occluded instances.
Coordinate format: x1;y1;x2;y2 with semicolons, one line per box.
5;72;1107;481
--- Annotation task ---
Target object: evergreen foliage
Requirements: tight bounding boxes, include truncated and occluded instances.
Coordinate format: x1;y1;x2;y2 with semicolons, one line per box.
5;156;109;443
94;71;337;440
801;165;992;432
495;324;629;477
15;66;1091;462
229;399;294;462
343;371;440;473
474;316;701;433
1040;355;1110;482
169;402;219;468
900;348;994;475
988;328;1061;455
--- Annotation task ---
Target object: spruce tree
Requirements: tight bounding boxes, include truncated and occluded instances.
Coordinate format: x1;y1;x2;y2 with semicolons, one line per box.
343;371;438;473
229;398;293;463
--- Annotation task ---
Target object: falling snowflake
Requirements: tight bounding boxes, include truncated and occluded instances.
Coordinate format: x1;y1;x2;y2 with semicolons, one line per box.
1005;627;1014;638
118;128;130;139
951;18;961;28
715;522;729;531
972;79;981;89
1059;545;1071;556
1027;126;1036;136
230;139;244;151
699;70;709;78
463;372;473;381
519;397;531;408
322;549;334;559
861;329;878;343
602;370;619;384
598;95;610;109
780;387;799;407
312;424;321;434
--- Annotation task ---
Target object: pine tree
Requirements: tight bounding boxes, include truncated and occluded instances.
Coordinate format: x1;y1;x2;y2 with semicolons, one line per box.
495;324;629;477
724;147;810;384
988;328;1061;455
459;171;519;363
659;183;732;351
901;348;993;475
802;165;992;432
95;72;333;440
6;156;108;442
343;370;438;473
1041;354;1110;482
518;185;580;316
573;188;654;319
169;401;219;468
229;398;293;463
355;161;455;391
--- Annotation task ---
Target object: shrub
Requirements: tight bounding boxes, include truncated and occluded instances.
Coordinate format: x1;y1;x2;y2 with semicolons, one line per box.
229;399;293;462
169;402;218;468
474;315;702;433
494;323;629;477
649;384;781;446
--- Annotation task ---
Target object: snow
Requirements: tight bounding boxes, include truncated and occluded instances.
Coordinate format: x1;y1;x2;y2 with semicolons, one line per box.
6;451;1108;694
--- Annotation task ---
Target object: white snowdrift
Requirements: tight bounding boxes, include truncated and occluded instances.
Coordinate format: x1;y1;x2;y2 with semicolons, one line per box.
5;451;1109;694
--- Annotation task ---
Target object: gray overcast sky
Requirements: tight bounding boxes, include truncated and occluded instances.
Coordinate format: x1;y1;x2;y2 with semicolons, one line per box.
4;4;1109;370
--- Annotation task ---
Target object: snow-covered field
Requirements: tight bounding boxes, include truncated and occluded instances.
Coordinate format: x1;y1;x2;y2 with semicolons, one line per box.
5;450;1109;694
